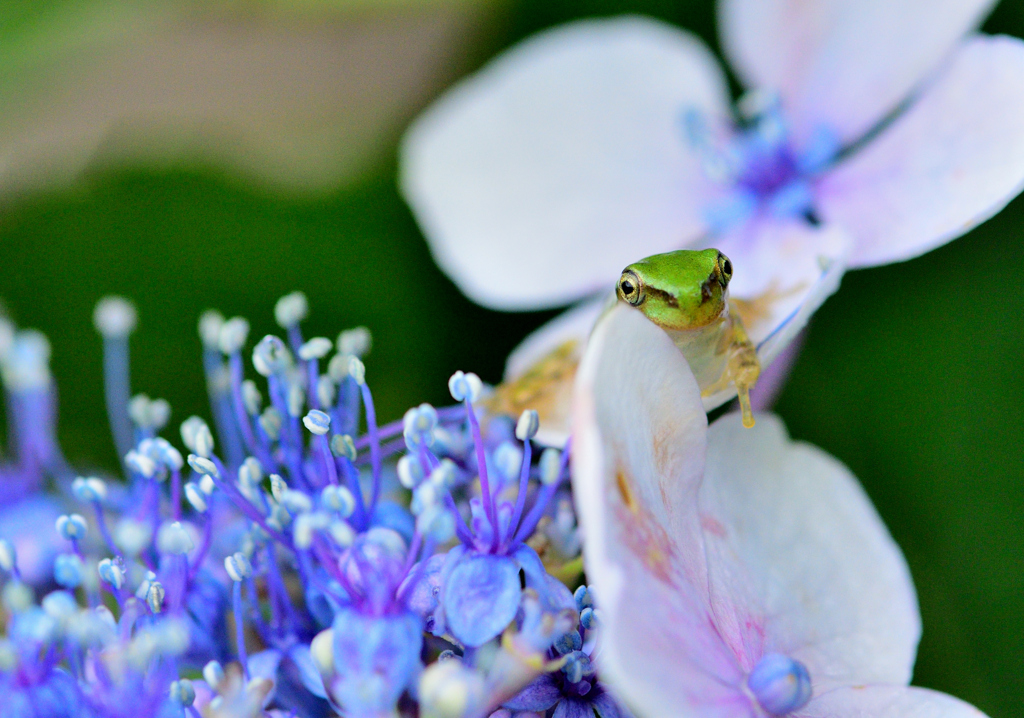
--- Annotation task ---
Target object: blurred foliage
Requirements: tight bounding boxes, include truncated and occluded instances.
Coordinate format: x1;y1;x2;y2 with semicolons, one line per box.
0;0;1021;716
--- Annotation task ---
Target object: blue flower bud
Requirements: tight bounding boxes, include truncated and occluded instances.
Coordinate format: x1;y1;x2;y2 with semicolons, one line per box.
203;660;226;689
321;485;355;517
303;409;331;435
330;433;357;461
54;554;84;588
157;521;194;555
97;558;125;590
41;591;78;623
184;482;208;513
239;457;264;486
181;416;215;457
125;450;158;479
224;552;252;582
553;630;583;655
580;606;598;630
747;653;812;716
574;585;593;611
563;651;585;684
187;454;219;478
397;455;423;489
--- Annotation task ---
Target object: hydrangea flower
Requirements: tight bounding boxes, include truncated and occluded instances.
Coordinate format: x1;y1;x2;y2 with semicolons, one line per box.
570;303;987;717
401;3;1024;435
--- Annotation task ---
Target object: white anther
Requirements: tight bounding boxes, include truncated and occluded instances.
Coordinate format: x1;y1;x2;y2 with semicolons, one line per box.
327;353;348;382
152;438;183;471
516;410;540;441
397;455;423;489
187;454;219;478
0;539;16;572
238;457;263;487
56;514;88;541
347;356;366;386
447;371;482;403
419;659;484;718
280;490;313;515
184;482;208;513
298;337;332;361
114;519;152;557
2;330;52;391
252;335;292;377
259;408;283;441
157;522;194;555
292;512;330;549
170;678;196;706
224;552;252;582
198;310;225;350
97;558;125;590
431;459;458;488
72;476;107;503
145;580;166;613
317;375;336;408
328;519;355;548
330;434;356;461
199;474;216;495
303;409;331;436
269;474;287;501
241;380;262;415
203;660;226;690
320;485;355;517
274;291;309;328
2;582;34;613
337;326;372;358
287;382;305;418
218;317;250;355
310;629;334;675
93;296;137;338
125;450;158;479
539;448;562;486
181;416;214;457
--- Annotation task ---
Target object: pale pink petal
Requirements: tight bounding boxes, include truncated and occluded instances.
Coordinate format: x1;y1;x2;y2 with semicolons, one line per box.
572;304;750;718
400;17;730;310
817;35;1024;267
719;0;995;146
504;296;609;382
699;415;920;686
800;685;988;718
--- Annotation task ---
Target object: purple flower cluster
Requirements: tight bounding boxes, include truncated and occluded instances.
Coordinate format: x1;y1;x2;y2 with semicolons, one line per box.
0;293;611;718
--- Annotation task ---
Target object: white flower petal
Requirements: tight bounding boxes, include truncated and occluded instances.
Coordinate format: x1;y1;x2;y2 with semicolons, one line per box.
719;0;995;146
700;415;921;686
401;17;730;310
817;35;1024;268
572;304;748;717
802;685;988;718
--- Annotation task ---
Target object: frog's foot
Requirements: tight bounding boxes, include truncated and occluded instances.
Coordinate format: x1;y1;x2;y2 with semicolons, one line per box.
732;350;760;429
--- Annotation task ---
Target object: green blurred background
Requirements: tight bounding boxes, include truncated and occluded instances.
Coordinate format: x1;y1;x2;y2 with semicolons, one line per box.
0;0;1021;714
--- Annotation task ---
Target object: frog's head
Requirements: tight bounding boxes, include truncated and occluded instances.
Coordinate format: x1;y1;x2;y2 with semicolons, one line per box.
616;248;732;330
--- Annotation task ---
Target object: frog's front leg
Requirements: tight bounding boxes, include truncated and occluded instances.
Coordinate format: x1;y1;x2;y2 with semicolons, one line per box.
726;314;760;428
702;311;760;428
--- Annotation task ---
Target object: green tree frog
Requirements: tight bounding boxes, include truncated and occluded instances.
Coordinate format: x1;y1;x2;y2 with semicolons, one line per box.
615;248;760;427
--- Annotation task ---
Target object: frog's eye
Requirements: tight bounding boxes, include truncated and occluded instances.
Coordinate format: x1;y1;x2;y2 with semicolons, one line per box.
617;270;644;306
717;253;733;286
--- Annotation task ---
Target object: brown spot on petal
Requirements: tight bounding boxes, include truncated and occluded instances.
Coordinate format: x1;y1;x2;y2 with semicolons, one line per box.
613;471;680;587
616;467;638;513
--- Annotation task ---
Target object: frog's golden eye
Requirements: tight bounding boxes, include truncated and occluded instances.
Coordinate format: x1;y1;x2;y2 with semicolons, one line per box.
617;270;644;306
717;253;733;287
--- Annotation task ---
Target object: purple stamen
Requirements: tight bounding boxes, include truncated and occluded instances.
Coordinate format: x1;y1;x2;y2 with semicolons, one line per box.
359;382;383;514
232;580;250;680
506;437;533;550
462;399;499;551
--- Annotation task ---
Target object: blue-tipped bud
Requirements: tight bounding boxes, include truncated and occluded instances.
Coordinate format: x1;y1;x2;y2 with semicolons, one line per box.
239;457;263;487
580;607;598;630
0;540;16;573
157;522;194;556
562;651;588;684
347;356;366;386
299;337;332;361
515;410;540;441
447;371;482;403
187;454;219;478
259;407;283;441
274;291;309;328
169;679;196;707
184;482;208;513
403;403;438;449
72;476;107;503
747;653;812;716
320;485;355;517
54;554;84;588
56;514;88;541
241;380;262;415
93;296;137;338
198;310;225;350
540;448;563;486
303;409;331;436
218;317;250;355
252;335;292;377
553;630;583;656
573;585;593;611
337;326;372;358
181;416;215;457
330;434;357;461
97;558;125;590
224;552;252;582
